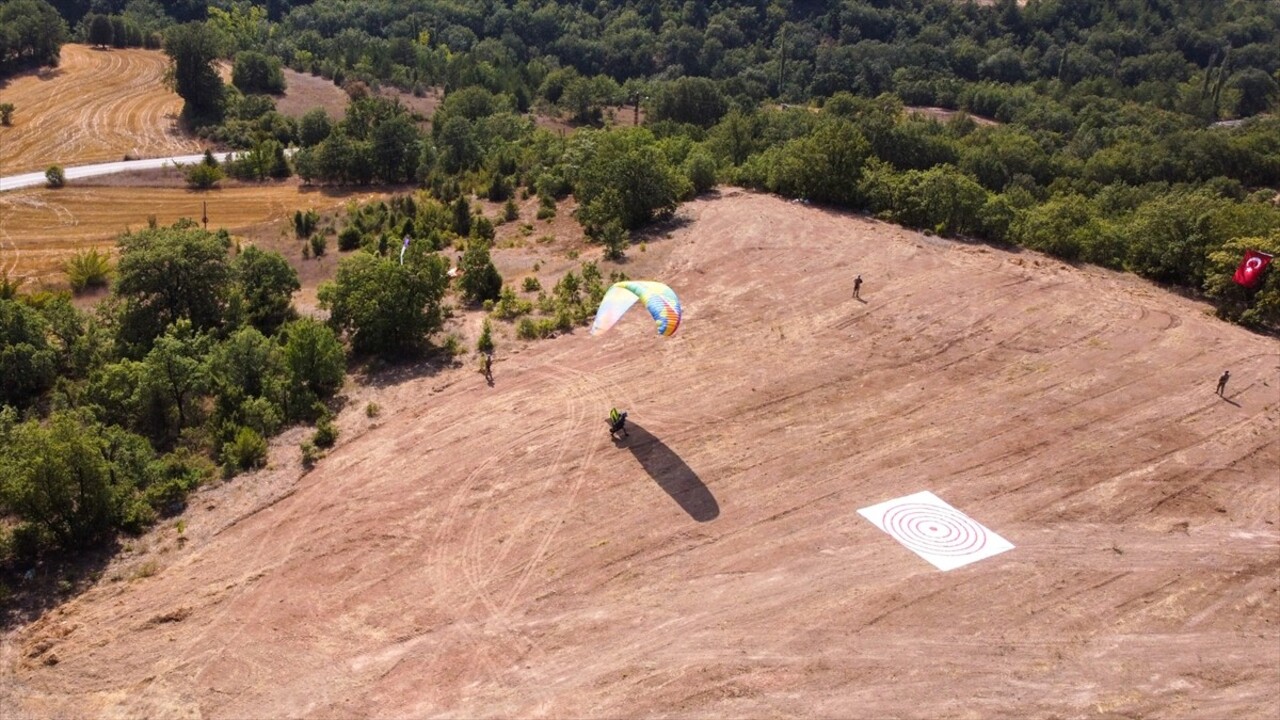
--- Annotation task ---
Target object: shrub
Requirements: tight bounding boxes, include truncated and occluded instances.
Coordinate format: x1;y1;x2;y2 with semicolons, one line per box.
309;234;327;257
221;426;268;471
312;416;338;448
294;209;319;238
522;276;541;292
300;440;320;469
65;248;112;292
476;317;495;356
491;286;533;319
185;162;223;189
45;165;66;188
365;402;380;418
502;199;519;222
338;226;362;251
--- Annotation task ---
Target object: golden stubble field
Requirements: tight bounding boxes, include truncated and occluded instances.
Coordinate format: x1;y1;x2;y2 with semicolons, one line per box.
0;180;384;285
0;44;205;176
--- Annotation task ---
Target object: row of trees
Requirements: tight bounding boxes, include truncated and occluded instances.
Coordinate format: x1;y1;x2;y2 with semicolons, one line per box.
0;221;349;564
0;0;67;78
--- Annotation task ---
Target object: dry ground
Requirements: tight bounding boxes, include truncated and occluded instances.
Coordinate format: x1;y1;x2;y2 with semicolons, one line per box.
273;69;351;120
0;176;385;286
0;44;204;176
1;191;1278;719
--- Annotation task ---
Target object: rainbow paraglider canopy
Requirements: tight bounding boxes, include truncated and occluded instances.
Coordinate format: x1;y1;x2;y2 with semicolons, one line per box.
590;281;682;337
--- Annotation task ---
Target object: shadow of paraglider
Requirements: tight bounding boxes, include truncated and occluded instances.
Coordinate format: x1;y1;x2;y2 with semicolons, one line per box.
617;422;718;522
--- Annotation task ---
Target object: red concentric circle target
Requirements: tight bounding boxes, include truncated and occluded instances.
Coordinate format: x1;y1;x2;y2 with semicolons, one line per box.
881;502;988;556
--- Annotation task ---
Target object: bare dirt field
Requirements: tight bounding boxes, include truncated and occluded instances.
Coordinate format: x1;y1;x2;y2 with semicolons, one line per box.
0;44;204;176
274;69;350;120
2;191;1278;719
0;178;384;286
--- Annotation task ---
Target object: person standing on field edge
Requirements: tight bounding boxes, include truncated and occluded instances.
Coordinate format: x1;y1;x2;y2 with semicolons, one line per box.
1216;370;1230;396
853;274;863;299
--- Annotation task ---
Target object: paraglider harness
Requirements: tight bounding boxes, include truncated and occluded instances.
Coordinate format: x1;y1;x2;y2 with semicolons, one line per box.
607;408;629;439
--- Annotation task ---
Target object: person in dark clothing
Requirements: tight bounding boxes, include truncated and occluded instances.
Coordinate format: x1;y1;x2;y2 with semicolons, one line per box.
608;408;628;439
1216;370;1230;396
853;274;863;299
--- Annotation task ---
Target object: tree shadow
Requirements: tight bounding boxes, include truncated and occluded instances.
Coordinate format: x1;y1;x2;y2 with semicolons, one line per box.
0;540;118;631
617;422;718;522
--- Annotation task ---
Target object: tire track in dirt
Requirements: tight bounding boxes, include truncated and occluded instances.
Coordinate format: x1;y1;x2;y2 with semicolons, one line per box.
0;45;200;174
411;364;619;698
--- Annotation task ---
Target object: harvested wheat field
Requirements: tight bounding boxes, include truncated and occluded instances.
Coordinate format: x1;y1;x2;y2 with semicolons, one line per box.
0;44;203;176
0;179;379;285
2;191;1278;719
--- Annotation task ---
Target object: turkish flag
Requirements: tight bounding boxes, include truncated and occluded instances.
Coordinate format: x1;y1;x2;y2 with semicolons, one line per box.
1233;250;1273;288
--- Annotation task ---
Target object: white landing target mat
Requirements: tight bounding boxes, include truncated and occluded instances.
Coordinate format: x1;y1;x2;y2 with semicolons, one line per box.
858;491;1014;571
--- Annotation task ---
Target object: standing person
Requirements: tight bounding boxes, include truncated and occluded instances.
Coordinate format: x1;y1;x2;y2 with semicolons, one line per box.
853;274;863;299
1216;370;1230;396
482;353;493;381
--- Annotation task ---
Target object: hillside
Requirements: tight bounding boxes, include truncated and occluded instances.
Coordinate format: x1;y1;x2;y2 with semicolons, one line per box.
2;191;1277;718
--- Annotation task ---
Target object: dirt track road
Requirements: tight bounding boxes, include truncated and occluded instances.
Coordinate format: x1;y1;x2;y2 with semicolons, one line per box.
2;192;1277;718
0;44;203;176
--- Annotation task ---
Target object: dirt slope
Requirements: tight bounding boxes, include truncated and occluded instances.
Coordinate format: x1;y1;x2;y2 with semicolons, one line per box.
2;191;1277;719
0;44;205;176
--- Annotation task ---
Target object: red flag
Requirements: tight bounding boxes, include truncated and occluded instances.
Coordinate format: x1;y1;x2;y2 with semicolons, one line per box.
1232;250;1273;288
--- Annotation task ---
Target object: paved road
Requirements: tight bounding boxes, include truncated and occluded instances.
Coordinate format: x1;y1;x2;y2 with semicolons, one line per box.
0;152;237;192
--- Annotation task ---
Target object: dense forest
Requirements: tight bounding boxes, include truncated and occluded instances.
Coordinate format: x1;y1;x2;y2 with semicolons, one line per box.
2;0;1279;589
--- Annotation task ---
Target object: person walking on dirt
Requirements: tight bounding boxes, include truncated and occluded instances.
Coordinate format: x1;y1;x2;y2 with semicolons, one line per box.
853;274;863;299
1216;370;1230;396
481;353;493;381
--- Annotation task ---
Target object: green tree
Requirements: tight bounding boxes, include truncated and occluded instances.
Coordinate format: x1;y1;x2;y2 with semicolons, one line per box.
232;50;285;94
114;222;233;353
458;239;503;304
298;108;332;147
0;298;57;409
651;77;729;127
209;326;286;433
1204;232;1280;329
0;412;132;551
317;251;450;357
371;113;422;184
280;317;345;406
232;246;299;335
573;128;687;232
44;164;65;188
163;22;226;127
766;118;871;206
86;13;114;48
142;319;211;436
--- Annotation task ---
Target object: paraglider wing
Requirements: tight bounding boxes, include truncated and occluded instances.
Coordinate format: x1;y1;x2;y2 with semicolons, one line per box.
590;281;682;337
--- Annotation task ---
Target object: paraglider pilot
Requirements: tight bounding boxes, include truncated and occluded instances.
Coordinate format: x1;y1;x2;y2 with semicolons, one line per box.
608;408;629;439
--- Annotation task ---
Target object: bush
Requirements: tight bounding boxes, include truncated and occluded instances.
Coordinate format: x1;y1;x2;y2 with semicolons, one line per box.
338;226;362;251
309;234;327;257
185;162;223;189
300;440;320;469
45;165;66;188
222;426;268;471
65;248;112;292
294;208;320;238
312;416;338;448
522;276;541;292
502;198;519;222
